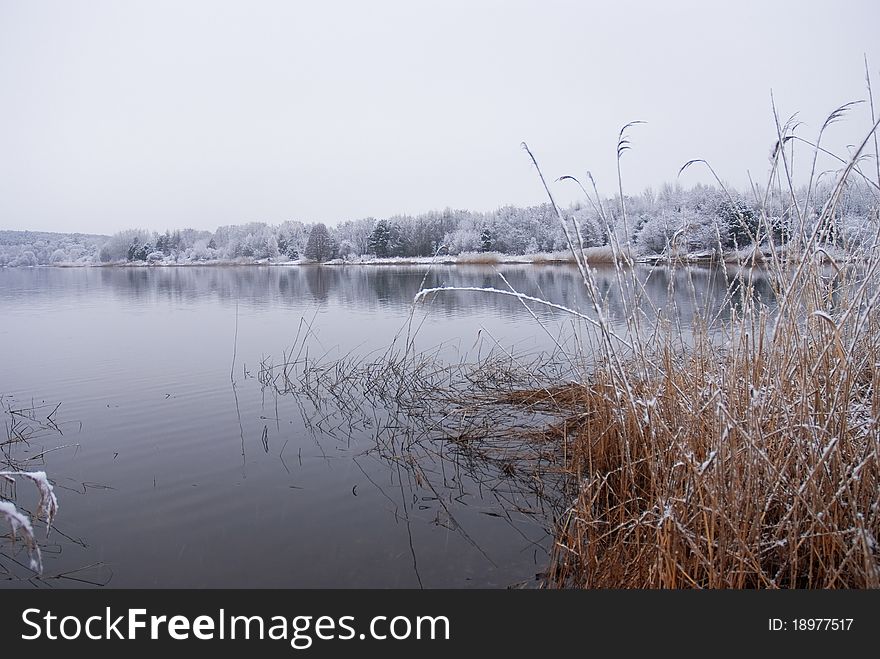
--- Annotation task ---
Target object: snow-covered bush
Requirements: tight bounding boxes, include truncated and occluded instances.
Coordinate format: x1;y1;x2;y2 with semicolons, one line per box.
635;209;725;255
186;239;217;261
567;209;607;248
634;211;680;254
267;234;280;259
337;239;357;259
10;250;37;267
717;199;759;247
443;228;481;255
100;229;154;262
838;214;880;250
67;245;87;262
0;470;58;573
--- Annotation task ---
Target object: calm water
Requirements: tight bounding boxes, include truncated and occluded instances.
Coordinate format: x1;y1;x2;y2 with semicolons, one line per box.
0;264;754;588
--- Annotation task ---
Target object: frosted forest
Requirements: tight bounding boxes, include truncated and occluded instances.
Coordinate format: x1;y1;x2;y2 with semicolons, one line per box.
2;176;878;267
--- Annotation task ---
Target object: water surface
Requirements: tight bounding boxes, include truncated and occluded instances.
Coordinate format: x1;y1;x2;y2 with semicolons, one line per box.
0;264;756;587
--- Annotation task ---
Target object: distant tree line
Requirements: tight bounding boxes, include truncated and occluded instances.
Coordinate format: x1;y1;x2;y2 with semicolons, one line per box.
0;230;105;267
1;179;877;267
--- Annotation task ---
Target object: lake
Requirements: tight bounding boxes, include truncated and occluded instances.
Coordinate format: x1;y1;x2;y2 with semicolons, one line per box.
0;264;757;588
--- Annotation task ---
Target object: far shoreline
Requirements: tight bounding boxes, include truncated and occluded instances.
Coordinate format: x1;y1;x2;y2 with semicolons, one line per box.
0;243;849;269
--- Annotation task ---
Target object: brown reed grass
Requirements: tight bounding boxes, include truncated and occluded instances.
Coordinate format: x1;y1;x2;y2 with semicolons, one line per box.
521;99;880;588
544;296;880;588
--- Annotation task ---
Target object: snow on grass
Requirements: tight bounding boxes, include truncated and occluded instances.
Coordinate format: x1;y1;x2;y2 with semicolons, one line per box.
0;470;59;573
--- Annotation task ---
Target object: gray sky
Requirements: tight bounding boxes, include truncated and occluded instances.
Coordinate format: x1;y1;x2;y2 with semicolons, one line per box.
1;0;879;235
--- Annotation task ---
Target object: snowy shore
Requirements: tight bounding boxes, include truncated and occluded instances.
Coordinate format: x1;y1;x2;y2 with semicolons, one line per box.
2;243;852;268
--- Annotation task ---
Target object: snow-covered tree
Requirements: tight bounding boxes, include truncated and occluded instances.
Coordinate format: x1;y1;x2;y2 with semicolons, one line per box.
368;219;400;257
480;227;493;252
304;223;337;262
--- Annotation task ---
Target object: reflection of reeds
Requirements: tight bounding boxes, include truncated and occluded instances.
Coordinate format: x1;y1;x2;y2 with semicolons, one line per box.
259;333;576;477
259;326;585;575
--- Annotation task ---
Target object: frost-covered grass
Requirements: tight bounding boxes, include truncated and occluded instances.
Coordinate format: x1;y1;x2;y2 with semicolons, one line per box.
1;398;62;575
542;288;880;587
0;471;58;573
525;107;880;587
410;98;880;587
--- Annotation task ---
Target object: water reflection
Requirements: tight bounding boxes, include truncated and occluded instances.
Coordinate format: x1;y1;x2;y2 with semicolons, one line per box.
0;264;779;588
1;263;778;324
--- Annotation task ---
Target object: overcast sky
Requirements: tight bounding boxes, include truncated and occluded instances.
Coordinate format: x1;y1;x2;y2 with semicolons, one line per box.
1;0;879;235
